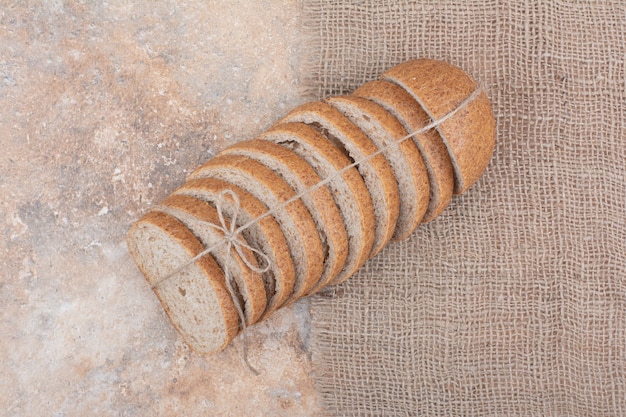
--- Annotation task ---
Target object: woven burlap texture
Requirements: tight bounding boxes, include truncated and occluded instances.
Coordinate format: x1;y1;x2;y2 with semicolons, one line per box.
302;1;626;415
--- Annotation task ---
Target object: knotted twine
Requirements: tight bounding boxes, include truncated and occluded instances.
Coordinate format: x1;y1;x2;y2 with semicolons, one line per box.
150;86;483;373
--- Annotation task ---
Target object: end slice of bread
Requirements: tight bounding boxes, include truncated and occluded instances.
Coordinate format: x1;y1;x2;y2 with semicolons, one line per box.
126;211;239;354
353;80;455;222
220;139;349;294
277;101;399;257
259;122;376;285
174;177;295;317
382;59;496;194
157;194;267;325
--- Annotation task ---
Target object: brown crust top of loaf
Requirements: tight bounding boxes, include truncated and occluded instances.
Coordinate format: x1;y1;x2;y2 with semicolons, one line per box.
353;80;455;222
278;101;400;256
175;177;295;316
159;194;268;325
438;92;495;193
260;122;376;285
382;59;496;194
325;95;430;240
221;139;349;294
191;154;325;301
128;210;240;350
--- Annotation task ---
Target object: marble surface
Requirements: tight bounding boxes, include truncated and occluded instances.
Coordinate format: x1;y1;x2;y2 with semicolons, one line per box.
0;1;321;415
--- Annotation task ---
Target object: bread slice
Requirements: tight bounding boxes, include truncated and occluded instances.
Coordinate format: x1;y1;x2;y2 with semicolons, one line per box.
126;211;239;354
156;194;267;325
189;154;325;303
174;177;295;317
277;101;399;256
353;80;455;222
325;95;430;240
220;139;349;294
382;59;496;194
259;122;375;285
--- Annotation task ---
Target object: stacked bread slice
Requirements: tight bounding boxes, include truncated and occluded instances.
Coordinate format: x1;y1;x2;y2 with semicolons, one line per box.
127;59;496;354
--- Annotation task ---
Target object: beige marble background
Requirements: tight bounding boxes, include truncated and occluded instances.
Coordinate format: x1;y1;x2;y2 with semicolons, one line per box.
0;1;321;415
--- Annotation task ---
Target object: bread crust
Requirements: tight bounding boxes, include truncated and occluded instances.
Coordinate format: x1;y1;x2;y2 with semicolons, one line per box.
353;80;455;222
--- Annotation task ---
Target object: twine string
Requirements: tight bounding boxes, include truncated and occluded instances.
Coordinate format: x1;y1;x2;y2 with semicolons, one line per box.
150;87;482;371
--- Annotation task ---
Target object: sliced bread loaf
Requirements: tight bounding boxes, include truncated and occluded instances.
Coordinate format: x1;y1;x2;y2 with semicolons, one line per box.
157;194;267;325
353;80;455;222
220;139;349;294
189;154;325;303
382;59;496;194
126;211;239;353
325;95;430;239
277;101;399;256
258;122;375;285
174;177;295;316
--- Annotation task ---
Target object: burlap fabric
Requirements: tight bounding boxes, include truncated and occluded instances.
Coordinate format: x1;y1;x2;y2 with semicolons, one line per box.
301;1;626;415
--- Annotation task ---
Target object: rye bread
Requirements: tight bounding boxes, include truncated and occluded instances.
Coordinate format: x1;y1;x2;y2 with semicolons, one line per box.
220;139;349;294
382;59;496;194
126;211;239;354
325;95;430;239
174;177;295;316
277;101;400;256
189;154;325;302
353;80;455;222
259;122;376;285
157;194;267;324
